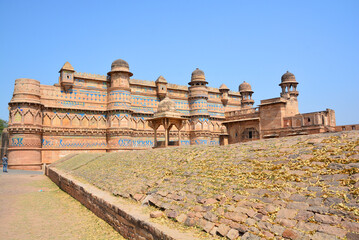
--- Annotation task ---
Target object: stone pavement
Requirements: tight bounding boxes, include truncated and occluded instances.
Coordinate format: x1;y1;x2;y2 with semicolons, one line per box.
53;131;359;240
0;169;43;175
0;170;124;240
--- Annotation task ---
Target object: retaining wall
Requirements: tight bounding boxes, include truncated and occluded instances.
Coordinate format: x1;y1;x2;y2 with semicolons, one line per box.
46;166;199;240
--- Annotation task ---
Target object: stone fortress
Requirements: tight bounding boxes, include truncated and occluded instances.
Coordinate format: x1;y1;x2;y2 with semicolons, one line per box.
7;59;336;170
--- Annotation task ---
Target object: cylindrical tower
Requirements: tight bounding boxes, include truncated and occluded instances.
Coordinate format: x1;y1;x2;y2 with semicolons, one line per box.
188;68;210;145
188;68;209;116
107;59;134;151
8;78;43;170
239;81;254;108
107;59;133;110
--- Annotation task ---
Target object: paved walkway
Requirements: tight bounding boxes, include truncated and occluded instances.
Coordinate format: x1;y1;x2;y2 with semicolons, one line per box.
0;170;125;240
0;169;43;175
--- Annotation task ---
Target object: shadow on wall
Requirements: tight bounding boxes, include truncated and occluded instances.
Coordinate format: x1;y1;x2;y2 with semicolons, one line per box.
1;128;8;158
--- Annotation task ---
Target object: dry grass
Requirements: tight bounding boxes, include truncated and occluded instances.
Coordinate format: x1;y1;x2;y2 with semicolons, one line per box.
53;131;359;239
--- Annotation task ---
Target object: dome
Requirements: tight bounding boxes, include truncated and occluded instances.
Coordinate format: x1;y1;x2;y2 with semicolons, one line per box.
111;59;129;69
281;71;296;83
190;68;207;84
192;68;205;78
109;59;133;76
157;96;177;113
239;81;253;92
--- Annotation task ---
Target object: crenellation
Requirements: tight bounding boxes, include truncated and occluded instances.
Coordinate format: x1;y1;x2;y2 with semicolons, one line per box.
6;58;337;169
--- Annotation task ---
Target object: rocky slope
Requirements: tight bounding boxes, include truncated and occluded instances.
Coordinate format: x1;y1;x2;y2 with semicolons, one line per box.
52;131;359;240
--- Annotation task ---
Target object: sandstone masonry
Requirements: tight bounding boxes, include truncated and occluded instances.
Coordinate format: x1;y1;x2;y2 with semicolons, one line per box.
7;59;336;169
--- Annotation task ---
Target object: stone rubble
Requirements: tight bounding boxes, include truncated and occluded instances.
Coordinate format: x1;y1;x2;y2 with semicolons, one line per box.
55;131;359;239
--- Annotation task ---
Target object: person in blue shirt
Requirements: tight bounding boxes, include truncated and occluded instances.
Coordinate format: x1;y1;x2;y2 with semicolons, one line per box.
2;154;8;173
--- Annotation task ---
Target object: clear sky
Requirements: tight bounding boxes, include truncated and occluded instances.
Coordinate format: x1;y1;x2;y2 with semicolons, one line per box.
0;0;358;125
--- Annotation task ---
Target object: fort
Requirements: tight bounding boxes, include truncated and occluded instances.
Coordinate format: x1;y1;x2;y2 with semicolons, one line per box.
7;59;336;170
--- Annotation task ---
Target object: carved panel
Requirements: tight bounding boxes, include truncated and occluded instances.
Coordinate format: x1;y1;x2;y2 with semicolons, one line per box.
24;111;34;124
53;115;61;126
82;117;89;127
43;115;51;126
99;118;106;128
72;116;80;127
13;111;22;123
63;115;71;127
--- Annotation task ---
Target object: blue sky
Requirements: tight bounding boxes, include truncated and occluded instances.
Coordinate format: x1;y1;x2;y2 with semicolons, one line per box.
0;0;358;125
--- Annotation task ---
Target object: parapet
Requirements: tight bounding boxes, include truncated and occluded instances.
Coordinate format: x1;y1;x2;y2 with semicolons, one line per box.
259;97;286;106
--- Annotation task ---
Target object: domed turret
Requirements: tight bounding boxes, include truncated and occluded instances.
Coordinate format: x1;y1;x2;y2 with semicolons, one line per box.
189;68;207;84
279;71;299;116
279;71;299;98
157;96;177;113
281;71;297;83
107;58;132;111
108;59;133;76
192;68;204;77
188;68;209;116
188;68;209;99
239;81;253;93
239;81;254;108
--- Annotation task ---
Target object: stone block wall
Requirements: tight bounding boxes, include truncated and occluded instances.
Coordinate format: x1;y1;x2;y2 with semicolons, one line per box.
259;101;285;134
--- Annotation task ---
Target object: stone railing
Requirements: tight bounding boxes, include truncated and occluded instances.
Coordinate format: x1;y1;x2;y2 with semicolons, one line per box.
225;107;259;120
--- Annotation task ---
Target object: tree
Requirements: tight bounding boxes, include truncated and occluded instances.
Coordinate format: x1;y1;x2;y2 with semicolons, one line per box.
0;119;8;133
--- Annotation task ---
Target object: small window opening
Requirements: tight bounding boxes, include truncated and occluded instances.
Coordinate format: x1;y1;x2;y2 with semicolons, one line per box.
249;131;253;139
241;128;259;140
308;118;311;122
352;126;356;130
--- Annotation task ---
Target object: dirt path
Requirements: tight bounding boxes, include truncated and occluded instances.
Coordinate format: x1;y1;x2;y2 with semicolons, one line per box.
0;170;125;240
